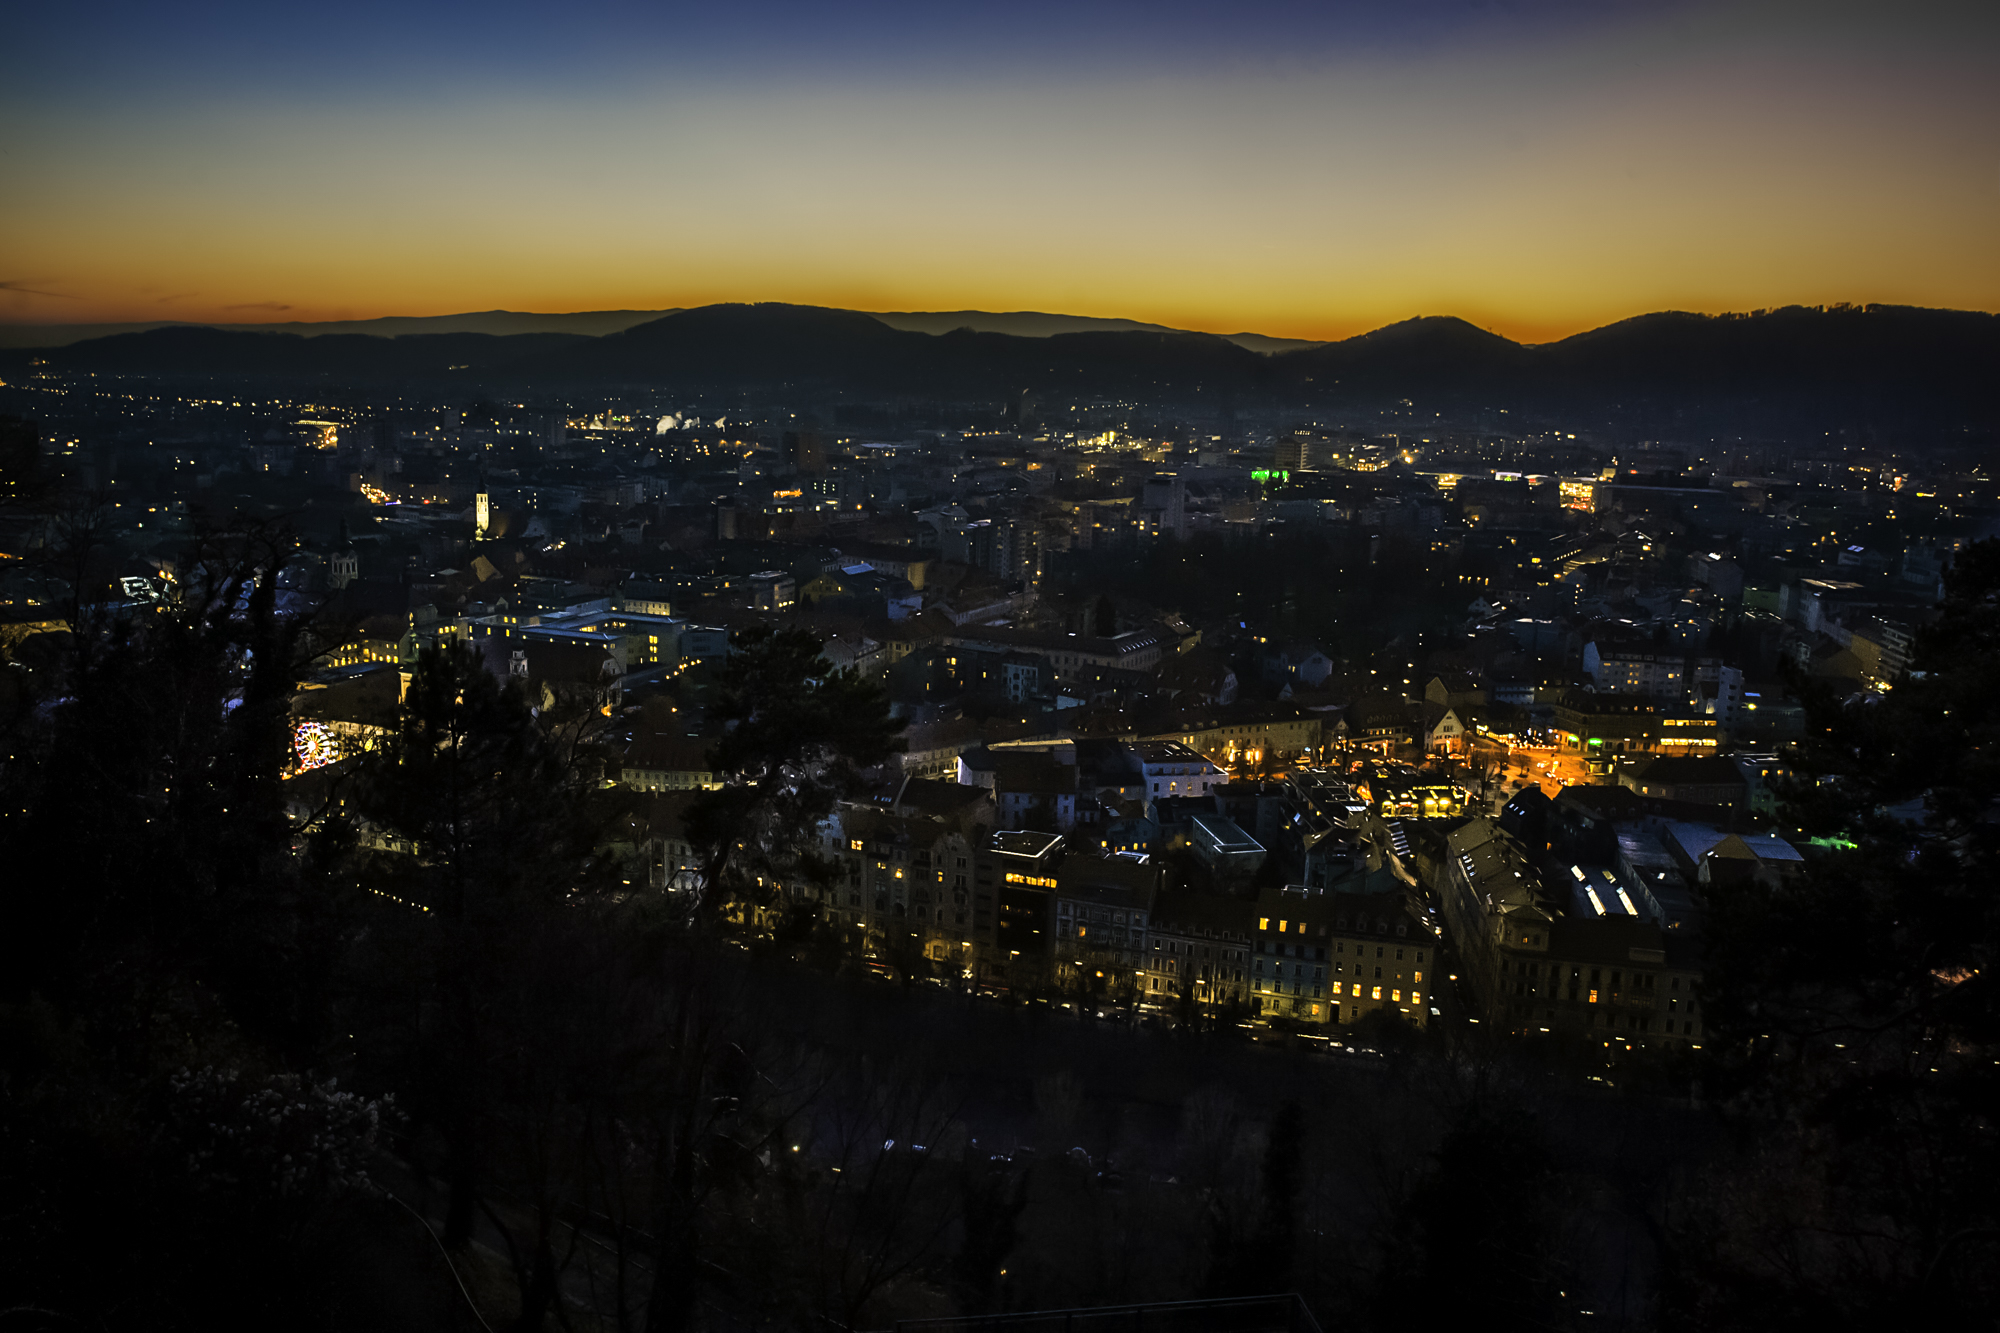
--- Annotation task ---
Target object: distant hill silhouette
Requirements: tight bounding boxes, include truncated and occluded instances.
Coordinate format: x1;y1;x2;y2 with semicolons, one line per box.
0;306;1312;352
7;301;1995;433
0;309;677;350
1286;316;1524;392
1534;306;1999;399
537;303;925;386
14;326;587;378
870;309;1324;352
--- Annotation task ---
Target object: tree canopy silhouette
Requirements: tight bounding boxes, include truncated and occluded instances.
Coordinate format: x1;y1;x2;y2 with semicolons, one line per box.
685;626;903;917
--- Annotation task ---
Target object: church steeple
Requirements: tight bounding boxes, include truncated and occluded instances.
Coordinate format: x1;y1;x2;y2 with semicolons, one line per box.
329;518;359;591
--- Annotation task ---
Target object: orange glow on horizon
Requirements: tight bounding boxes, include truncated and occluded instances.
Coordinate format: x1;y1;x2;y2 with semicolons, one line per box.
5;282;1992;349
4;5;1996;344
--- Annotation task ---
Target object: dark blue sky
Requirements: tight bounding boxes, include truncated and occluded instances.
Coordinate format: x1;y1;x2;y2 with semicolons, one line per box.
9;1;1687;98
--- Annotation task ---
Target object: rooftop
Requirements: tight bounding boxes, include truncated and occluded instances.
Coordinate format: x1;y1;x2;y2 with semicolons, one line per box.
1131;740;1218;765
989;829;1063;861
1187;812;1263;855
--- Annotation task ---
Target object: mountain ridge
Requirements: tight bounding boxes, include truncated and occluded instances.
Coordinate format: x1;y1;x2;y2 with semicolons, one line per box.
0;309;685;349
5;302;1994;435
0;306;1317;352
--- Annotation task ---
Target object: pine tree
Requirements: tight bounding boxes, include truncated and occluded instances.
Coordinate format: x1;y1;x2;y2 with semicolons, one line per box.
684;626;903;921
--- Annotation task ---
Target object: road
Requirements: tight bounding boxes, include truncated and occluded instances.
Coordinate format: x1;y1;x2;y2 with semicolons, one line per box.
1478;742;1598;813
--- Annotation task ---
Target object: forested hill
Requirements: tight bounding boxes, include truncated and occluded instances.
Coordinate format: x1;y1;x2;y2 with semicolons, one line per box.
10;302;1996;432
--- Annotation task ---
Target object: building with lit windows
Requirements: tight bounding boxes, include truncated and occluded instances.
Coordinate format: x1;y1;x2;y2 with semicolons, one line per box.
618;733;720;792
816;806;982;975
1143;891;1256;1014
1052;855;1158;1001
945;623;1177;687
288;663;400;773
1146;704;1321;771
1558;476;1601;512
1439;818;1703;1048
1551;690;1656;770
1617;754;1747;808
317;612;407;669
1131;740;1226;799
1654;711;1722;752
1248;884;1434;1028
973;830;1065;991
1583;635;1722;700
471;603;702;672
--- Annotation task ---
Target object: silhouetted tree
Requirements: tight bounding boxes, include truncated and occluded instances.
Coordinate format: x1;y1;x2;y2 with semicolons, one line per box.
357;641;616;1246
1249;1101;1302;1291
0;519;372;1327
953;1151;1033;1313
1374;1100;1570;1329
685;626;902;920
1679;539;2000;1326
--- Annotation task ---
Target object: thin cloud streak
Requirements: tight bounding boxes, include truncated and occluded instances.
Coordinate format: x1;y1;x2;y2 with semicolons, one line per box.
0;280;81;301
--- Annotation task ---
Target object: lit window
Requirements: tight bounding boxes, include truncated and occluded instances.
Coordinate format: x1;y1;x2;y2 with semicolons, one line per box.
1371;986;1382;1000
1589;989;1599;1003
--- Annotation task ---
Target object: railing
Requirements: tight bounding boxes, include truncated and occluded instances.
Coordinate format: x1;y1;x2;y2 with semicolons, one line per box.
893;1293;1322;1333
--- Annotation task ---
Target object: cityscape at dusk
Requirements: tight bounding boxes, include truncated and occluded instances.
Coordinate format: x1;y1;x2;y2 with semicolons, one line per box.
0;2;1996;1332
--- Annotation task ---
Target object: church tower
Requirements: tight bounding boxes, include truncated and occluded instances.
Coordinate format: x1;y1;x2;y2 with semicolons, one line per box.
329;519;359;591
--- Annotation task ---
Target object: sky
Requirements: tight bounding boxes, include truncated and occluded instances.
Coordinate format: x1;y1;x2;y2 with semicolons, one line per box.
2;0;1996;342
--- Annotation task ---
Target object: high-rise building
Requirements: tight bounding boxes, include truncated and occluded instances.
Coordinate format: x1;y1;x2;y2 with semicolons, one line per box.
1272;435;1310;471
1141;473;1186;539
784;429;826;476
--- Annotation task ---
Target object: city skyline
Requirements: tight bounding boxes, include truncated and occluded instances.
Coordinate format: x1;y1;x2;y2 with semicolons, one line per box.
4;0;1996;342
6;4;1998;1328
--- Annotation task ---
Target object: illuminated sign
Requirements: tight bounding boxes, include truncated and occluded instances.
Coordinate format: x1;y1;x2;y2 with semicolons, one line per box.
1004;872;1057;888
1250;469;1289;484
